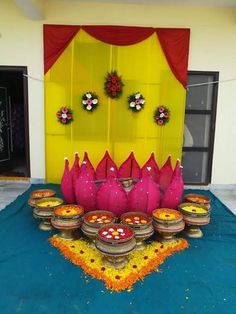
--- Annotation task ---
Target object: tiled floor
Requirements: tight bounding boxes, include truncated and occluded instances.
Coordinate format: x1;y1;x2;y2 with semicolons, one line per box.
0;181;235;215
210;187;236;215
0;180;30;211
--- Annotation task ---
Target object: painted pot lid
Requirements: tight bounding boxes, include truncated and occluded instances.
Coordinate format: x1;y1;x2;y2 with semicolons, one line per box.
98;223;134;243
54;204;83;219
178;203;210;217
184;194;210;204
83;210;116;227
35;197;63;210
121;212;152;228
30;189;56;199
152;208;183;223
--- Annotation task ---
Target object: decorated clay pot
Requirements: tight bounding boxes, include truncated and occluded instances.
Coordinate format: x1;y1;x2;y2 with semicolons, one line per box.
152;208;185;242
184;194;211;210
95;224;136;269
178;202;210;238
81;210;117;244
34;197;63;231
120;212;154;249
51;204;84;240
29;189;56;208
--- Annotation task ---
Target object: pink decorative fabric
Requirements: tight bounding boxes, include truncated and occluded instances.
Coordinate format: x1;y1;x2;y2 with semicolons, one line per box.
82;152;96;180
96;151;118;180
96;168;128;217
118;152;141;179
161;159;184;209
61;158;75;204
128;170;161;215
71;152;80;186
75;164;97;212
141;153;160;182
159;155;173;192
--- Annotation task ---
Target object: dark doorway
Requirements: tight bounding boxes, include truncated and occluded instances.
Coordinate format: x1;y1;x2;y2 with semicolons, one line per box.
0;66;30;177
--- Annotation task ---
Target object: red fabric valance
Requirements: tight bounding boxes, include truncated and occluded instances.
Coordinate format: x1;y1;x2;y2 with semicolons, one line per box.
43;24;190;88
82;25;155;46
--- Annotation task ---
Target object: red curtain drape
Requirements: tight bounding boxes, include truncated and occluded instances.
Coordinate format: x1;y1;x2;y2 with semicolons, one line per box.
156;28;190;88
43;24;190;88
43;24;80;74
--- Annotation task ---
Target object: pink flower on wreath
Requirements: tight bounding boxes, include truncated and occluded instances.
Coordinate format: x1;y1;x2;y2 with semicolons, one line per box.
67;114;72;120
135;99;141;104
61;107;68;114
62;118;67;124
86;99;93;105
157;119;164;125
164;111;169;118
159;106;165;113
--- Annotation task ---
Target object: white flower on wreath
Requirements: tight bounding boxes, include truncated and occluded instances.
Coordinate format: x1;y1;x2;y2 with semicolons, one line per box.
160;113;165;118
86;93;92;99
130;101;135;108
135;93;141;99
92;99;98;104
62;113;68;119
141;99;145;104
86;105;92;111
82;100;87;105
136;105;142;111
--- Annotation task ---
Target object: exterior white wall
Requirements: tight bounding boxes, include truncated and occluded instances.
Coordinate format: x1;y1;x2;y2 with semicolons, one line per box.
0;0;235;183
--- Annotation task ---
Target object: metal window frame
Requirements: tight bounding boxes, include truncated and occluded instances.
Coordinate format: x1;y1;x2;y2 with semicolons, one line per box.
183;71;219;185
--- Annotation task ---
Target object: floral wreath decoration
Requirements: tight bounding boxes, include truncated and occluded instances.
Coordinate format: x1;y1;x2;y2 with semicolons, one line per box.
154;106;170;126
128;92;145;112
104;71;124;99
56;106;73;124
82;92;99;112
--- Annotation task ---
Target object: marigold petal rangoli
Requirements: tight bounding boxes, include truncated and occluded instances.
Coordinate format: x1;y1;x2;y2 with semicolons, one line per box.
49;236;189;292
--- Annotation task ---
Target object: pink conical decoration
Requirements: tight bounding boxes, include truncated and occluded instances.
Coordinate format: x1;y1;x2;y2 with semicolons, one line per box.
61;158;75;204
75;164;97;212
82;152;96;180
141;152;160;182
96;151;118;180
161;159;184;209
128;168;161;215
159;155;173;192
118;152;141;179
96;168;128;217
71;152;80;186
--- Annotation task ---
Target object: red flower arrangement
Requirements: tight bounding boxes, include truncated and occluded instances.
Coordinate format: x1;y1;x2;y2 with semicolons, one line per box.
154;106;170;126
104;71;124;99
56;106;73;124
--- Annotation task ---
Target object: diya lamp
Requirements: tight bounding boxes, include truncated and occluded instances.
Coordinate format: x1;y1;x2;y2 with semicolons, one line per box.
95;223;136;269
51;204;84;240
28;189;56;208
178;203;210;238
152;208;185;242
33;197;63;231
81;210;117;246
184;194;211;210
120;212;154;250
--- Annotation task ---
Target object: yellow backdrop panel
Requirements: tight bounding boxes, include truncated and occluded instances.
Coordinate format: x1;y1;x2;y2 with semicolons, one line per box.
45;30;186;183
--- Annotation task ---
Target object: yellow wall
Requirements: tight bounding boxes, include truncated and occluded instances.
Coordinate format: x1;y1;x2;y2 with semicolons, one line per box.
1;0;236;183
